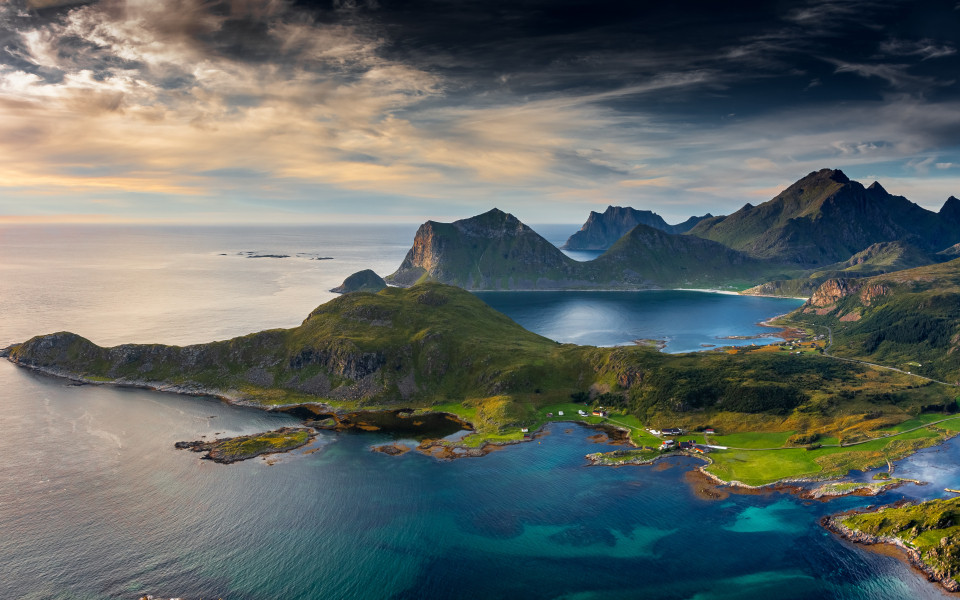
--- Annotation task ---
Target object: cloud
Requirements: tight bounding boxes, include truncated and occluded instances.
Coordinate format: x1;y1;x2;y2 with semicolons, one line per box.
879;38;957;60
0;0;958;223
827;58;949;89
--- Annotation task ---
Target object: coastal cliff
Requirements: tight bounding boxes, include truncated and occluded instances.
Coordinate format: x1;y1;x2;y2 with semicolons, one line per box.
386;209;588;289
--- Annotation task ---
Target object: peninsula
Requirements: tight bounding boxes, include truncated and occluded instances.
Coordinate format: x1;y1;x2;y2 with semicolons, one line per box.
6;280;960;486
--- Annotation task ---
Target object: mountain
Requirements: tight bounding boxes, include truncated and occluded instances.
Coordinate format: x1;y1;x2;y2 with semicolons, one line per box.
587;223;780;289
385;208;588;290
787;258;960;382
742;241;941;298
689;169;960;266
331;269;387;294
940;196;960;227
386;209;779;290
562;205;713;250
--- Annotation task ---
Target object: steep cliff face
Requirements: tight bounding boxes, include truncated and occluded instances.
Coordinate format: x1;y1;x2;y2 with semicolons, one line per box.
808;278;889;308
689;169;960;266
562;205;712;250
386;208;587;289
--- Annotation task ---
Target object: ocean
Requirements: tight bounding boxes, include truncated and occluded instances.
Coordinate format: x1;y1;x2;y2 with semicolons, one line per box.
0;224;954;599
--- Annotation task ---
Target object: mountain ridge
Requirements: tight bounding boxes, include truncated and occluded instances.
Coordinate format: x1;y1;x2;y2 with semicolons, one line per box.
690;168;960;266
386;209;780;290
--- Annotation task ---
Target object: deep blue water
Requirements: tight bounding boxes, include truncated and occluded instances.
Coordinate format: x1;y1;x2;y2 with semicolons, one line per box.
0;224;954;599
475;290;804;352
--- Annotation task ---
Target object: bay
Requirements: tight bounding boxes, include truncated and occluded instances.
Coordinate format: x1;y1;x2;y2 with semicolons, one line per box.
475;291;803;352
0;224;953;599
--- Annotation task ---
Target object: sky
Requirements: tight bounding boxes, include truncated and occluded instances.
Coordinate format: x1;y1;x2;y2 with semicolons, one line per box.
1;0;959;225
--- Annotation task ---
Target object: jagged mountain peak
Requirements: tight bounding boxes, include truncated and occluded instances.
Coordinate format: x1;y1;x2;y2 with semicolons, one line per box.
801;168;850;184
689;168;958;266
940;196;960;225
867;181;887;194
453;207;527;236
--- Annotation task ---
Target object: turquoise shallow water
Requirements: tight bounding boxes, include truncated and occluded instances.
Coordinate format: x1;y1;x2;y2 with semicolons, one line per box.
0;225;957;599
2;359;958;600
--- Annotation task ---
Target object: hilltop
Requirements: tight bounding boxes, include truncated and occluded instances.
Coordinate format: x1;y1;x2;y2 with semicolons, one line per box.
562;205;713;250
331;269;387;294
690;169;960;266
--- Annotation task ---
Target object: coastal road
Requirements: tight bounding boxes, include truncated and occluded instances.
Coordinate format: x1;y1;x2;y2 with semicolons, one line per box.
599;410;960;454
708;413;960;452
818;325;958;387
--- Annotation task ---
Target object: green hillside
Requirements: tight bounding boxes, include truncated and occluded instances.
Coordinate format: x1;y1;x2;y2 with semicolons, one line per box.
786;259;960;382
588;223;790;289
7;282;952;438
742;241;941;298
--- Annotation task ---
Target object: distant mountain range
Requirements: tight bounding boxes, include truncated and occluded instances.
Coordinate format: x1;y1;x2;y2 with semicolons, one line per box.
341;168;960;296
384;208;777;290
562;206;713;250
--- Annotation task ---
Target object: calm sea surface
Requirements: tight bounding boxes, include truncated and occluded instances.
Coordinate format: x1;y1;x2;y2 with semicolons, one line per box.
0;224;955;599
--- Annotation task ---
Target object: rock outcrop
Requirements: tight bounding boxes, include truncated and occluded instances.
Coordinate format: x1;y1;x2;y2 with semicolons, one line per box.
808;278;889;308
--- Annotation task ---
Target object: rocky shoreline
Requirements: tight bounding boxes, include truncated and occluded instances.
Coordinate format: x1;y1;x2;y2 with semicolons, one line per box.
175;427;316;463
800;479;914;500
822;507;960;593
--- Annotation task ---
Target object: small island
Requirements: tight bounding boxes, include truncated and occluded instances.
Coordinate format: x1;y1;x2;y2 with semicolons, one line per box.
175;427;315;463
331;269;388;294
824;497;960;593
